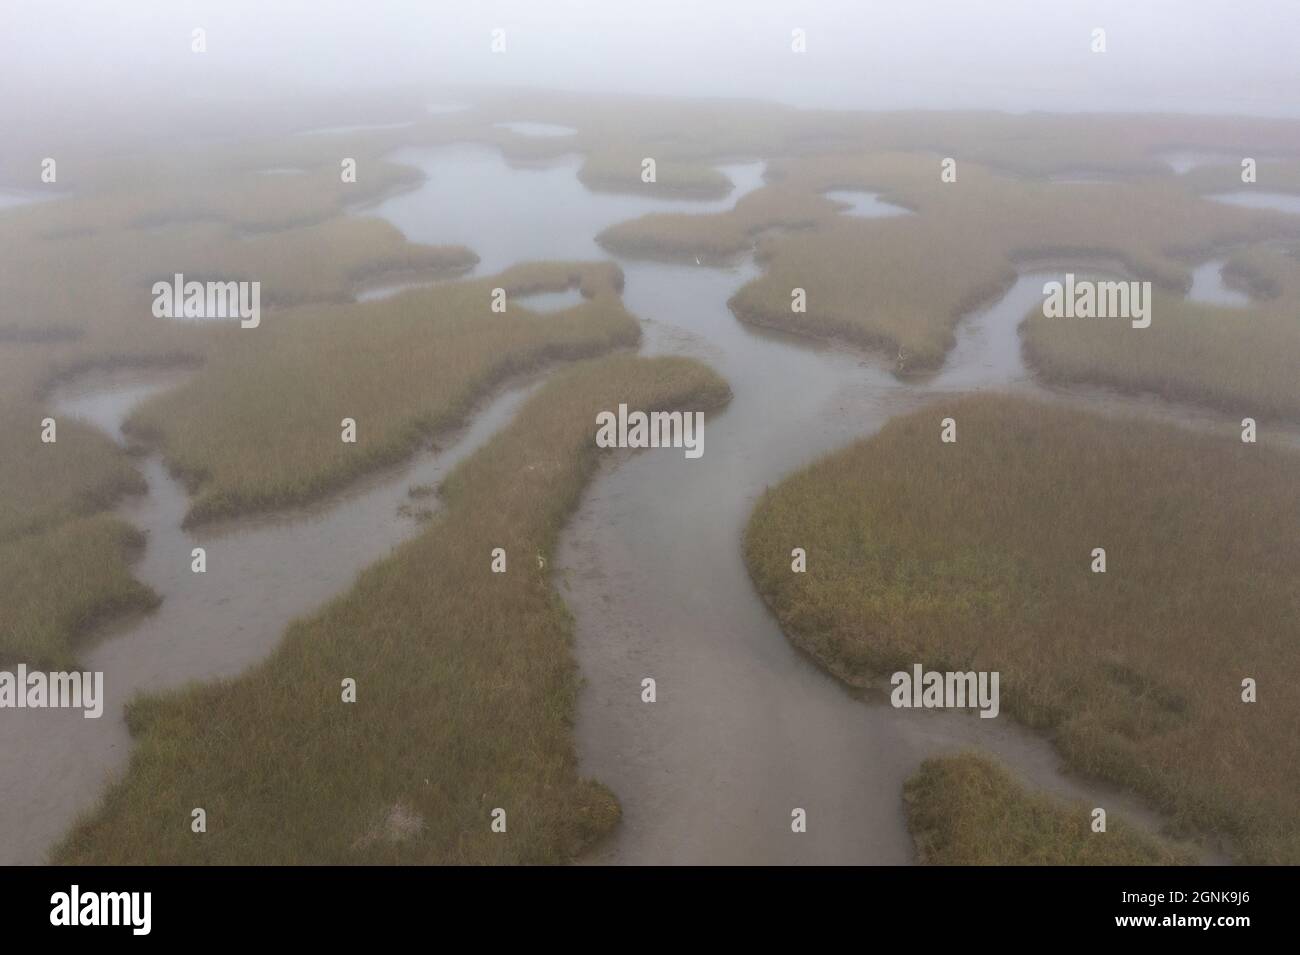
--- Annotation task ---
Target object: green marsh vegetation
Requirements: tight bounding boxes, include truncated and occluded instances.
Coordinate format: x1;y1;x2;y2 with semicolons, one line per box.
577;149;736;199
128;260;639;525
904;754;1195;865
1022;274;1300;418
0;143;480;665
475;92;1300;184
0;137;483;524
0;516;158;669
55;353;730;864
2;95;740;861
745;395;1300;863
579;103;1300;416
1022;231;1300;419
1179;159;1300;196
603;150;1300;387
5;90;1300;863
0;88;814;545
0;100;642;664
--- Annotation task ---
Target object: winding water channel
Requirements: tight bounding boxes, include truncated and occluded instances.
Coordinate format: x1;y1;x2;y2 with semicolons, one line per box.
2;370;540;864
8;141;1297;864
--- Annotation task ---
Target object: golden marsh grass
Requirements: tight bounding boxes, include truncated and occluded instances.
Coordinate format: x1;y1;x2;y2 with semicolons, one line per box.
55;353;730;864
904;753;1195;865
745;394;1300;863
604;151;1300;373
127;261;639;525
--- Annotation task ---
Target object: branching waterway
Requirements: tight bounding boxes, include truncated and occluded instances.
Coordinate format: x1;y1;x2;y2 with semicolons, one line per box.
371;144;1293;863
1;368;539;864
10;141;1298;865
558;259;1253;864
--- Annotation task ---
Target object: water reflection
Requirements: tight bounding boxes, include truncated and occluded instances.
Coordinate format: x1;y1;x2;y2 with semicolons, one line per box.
1187;259;1252;307
823;189;912;218
361;143;764;276
1209;191;1300;215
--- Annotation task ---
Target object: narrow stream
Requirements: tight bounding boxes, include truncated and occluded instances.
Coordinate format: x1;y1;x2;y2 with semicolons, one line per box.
824;190;912;218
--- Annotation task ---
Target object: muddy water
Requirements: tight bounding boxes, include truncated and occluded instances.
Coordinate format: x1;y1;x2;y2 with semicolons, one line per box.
357;146;1266;863
360;144;765;277
12;142;1282;866
1187;258;1252;307
558;261;1243;864
824;190;912;217
0;367;539;864
565;239;1300;862
3;146;767;866
928;270;1300;449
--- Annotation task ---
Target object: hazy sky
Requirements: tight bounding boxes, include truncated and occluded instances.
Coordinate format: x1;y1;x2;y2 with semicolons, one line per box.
6;0;1299;116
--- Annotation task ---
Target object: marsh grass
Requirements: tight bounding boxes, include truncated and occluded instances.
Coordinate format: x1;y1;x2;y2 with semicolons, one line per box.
744;394;1300;863
6;94;1300;860
8;159;429;238
1180;160;1300;196
7;100;1300;550
904;753;1195;865
128;261;639;525
577;148;735;198
0;122;624;672
1024;238;1300;421
1023;282;1300;418
0;415;144;543
0;156;479;551
55;353;730;864
604;151;1300;371
0;515;158;668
